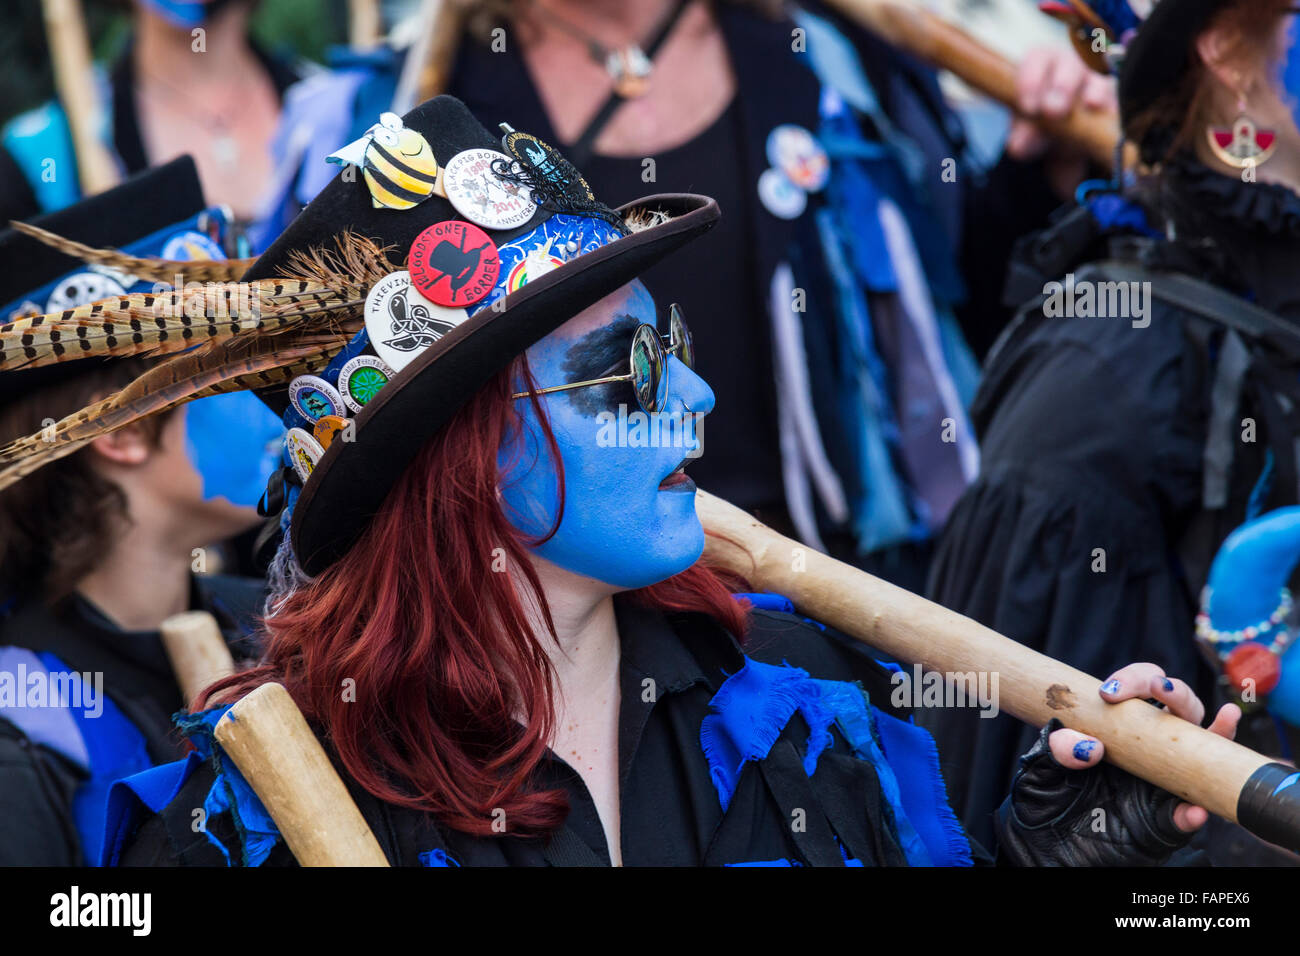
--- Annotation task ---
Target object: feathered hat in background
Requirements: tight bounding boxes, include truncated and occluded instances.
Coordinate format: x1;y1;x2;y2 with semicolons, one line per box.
0;155;247;403
0;96;718;575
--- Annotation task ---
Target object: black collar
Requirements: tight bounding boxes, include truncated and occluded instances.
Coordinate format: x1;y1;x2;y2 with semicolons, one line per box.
614;593;745;697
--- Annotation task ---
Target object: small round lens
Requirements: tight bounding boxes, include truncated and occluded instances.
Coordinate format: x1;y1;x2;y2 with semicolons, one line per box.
631;324;665;413
669;304;693;370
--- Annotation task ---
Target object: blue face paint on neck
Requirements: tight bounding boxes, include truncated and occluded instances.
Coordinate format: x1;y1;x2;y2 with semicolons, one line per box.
140;0;210;29
184;391;285;508
498;282;716;590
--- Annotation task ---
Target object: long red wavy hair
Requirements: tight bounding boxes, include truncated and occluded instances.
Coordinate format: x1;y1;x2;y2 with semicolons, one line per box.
203;357;750;837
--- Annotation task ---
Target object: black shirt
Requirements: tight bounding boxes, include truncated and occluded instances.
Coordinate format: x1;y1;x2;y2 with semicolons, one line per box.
0;40;301;225
117;597;987;866
0;575;265;865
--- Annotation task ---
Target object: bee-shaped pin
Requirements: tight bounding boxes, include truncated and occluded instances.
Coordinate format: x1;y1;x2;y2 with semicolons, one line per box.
328;112;440;211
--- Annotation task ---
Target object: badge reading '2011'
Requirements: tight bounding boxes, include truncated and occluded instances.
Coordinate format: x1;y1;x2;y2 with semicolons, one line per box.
441;148;536;231
363;270;469;372
408;221;500;308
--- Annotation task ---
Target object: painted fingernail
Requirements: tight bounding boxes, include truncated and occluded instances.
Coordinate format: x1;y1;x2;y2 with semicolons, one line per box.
1163;678;1175;692
1101;680;1121;694
1073;740;1098;761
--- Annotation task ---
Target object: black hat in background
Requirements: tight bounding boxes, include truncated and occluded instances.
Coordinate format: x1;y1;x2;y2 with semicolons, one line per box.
0;156;209;403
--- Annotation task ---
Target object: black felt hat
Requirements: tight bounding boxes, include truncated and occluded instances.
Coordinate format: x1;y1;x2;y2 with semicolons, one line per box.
1118;0;1232;151
0;156;208;403
247;95;719;575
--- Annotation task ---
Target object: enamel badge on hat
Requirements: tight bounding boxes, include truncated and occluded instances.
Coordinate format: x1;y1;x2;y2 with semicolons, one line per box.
327;112;441;211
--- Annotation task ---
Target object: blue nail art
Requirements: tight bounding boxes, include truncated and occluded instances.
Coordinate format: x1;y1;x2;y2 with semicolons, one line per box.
1163;678;1175;692
1101;680;1121;694
1073;740;1098;762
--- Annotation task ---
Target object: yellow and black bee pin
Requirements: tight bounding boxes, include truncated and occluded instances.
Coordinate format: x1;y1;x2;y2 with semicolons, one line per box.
328;112;440;211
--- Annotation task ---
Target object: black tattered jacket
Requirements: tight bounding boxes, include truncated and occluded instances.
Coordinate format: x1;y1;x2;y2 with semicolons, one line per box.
117;599;988;867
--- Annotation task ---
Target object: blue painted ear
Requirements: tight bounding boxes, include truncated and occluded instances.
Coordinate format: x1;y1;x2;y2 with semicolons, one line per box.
1207;507;1300;631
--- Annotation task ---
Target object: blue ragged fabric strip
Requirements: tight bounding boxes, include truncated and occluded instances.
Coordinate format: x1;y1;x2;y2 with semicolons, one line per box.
419;848;461;867
174;706;282;867
700;656;971;867
725;859;803;867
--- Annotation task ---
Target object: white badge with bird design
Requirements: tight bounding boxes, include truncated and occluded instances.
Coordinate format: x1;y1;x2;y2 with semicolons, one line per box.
363;271;468;372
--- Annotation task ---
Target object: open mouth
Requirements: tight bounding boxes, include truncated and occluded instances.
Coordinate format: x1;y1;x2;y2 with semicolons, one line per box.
658;461;695;492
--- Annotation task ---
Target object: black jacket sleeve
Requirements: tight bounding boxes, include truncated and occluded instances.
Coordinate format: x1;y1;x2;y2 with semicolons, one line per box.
920;307;1214;849
0;717;84;865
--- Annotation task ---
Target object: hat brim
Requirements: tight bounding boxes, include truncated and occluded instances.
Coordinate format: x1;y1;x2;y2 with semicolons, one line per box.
289;192;720;575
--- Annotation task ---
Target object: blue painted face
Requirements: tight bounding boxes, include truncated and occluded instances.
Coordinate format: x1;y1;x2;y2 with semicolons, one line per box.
498;281;716;590
139;0;210;29
184;390;285;508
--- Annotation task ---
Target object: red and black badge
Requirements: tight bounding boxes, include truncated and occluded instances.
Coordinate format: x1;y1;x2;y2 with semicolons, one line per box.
408;220;500;308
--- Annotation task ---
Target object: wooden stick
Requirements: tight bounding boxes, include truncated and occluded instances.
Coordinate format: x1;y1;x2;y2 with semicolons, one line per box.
415;0;468;104
822;0;1127;168
40;0;119;195
214;682;391;866
159;610;236;710
348;0;382;50
696;489;1300;852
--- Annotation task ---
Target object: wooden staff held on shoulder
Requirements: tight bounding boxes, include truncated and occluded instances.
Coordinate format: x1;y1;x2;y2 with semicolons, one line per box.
205;493;1300;864
695;490;1300;855
823;0;1129;168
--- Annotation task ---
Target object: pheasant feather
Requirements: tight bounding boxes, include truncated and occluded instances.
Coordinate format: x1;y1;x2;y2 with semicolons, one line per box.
0;331;349;492
7;220;257;284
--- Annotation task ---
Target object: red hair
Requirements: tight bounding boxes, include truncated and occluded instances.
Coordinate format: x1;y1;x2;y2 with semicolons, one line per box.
203;358;750;837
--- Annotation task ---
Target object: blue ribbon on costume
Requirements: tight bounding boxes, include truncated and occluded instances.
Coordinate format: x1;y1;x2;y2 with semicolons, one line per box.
174;706;283;867
700;656;972;866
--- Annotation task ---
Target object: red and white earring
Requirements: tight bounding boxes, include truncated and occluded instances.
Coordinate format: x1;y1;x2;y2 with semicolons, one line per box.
1208;96;1277;169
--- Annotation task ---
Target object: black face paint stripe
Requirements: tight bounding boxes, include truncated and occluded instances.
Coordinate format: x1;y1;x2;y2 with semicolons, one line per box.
365;165;426;204
369;142;438;185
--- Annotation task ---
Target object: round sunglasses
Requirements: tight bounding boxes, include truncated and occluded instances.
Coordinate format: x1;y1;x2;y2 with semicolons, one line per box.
511;303;694;414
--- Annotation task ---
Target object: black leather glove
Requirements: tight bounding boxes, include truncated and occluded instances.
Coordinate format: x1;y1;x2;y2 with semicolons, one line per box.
995;719;1189;866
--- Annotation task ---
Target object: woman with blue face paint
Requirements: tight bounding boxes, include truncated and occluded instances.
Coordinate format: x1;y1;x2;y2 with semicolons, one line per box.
0;165;282;865
55;98;1233;869
923;0;1300;864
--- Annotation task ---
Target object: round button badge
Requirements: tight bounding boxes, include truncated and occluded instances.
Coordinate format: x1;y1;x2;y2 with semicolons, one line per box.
46;272;127;312
757;168;807;220
288;375;345;422
364;270;469;371
312;415;350;450
408;221;500;309
766;124;830;193
441;148;537;231
286;427;326;483
338;355;395;413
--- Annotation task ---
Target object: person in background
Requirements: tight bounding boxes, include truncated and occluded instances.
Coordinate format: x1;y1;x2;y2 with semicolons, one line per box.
0;0;304;245
0;158;284;865
258;0;1115;593
922;0;1300;862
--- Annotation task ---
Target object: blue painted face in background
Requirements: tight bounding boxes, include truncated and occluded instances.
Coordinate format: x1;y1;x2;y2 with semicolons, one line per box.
1282;15;1300;133
498;282;716;590
184;390;285;508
